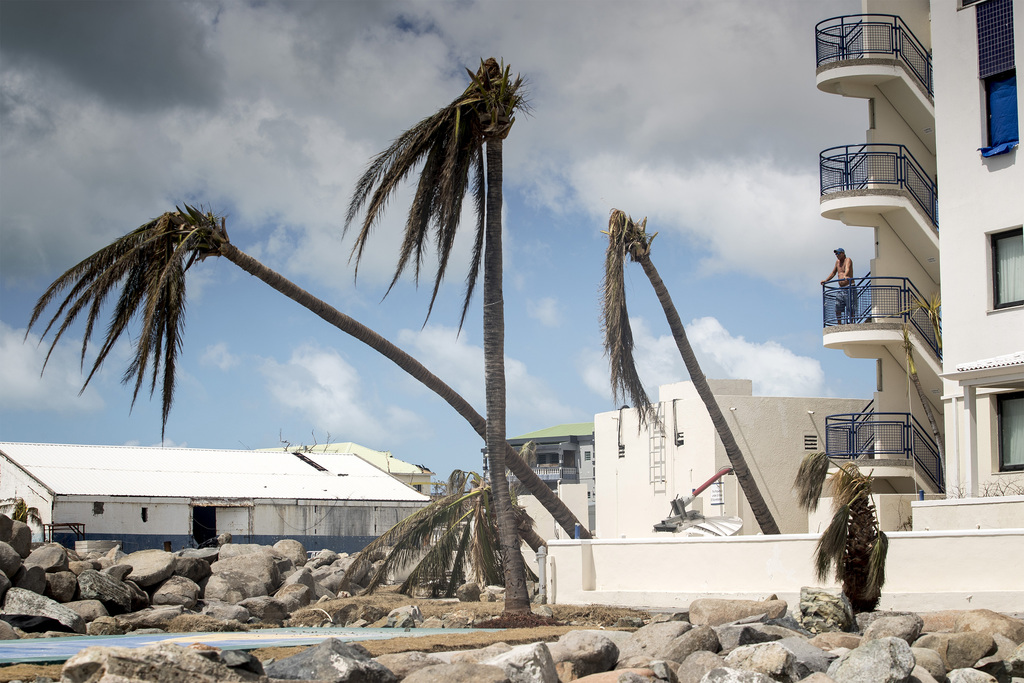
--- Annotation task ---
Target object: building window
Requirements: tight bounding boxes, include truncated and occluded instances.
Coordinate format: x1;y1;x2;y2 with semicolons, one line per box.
982;71;1019;156
92;502;104;515
993;228;1024;308
141;507;148;523
978;0;1018;156
584;451;591;461
998;392;1024;471
804;434;819;451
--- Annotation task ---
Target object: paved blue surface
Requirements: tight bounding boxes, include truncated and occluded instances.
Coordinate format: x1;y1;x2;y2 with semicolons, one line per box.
0;627;487;665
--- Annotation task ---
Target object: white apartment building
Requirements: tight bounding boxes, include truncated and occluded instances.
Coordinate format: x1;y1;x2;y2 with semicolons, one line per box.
815;0;1022;507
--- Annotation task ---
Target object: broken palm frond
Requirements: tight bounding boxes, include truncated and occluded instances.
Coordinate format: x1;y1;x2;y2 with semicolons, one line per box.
794;451;831;512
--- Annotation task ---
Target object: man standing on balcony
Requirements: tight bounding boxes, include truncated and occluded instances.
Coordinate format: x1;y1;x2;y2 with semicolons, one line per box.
821;248;856;323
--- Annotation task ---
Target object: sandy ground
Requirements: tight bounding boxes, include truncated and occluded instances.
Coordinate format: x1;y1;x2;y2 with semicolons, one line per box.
0;591;650;681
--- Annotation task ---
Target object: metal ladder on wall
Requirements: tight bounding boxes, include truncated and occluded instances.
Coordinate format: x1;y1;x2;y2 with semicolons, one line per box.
649;402;667;492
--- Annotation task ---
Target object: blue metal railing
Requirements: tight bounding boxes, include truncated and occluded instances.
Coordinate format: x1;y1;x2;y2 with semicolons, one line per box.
826;411;943;492
822;275;941;359
820;143;938;228
509;466;579;484
816;14;933;96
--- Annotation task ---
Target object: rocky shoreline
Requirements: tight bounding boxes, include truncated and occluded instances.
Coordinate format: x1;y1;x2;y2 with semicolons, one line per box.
0;515;1021;682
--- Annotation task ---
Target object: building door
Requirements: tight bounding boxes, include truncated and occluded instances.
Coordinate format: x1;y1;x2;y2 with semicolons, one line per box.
192;506;217;546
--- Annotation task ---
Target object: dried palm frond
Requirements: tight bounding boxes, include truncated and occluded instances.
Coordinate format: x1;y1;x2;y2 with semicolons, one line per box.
815;503;850;583
794;452;831;511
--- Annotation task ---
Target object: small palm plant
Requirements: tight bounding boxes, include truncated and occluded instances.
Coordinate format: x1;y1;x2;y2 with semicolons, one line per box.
795;452;888;612
356;470;542;598
0;497;43;532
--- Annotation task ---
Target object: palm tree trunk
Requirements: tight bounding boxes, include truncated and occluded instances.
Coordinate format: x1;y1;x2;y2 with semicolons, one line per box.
844;496;881;612
909;369;946;465
483;138;531;613
636;254;781;535
218;242;592;545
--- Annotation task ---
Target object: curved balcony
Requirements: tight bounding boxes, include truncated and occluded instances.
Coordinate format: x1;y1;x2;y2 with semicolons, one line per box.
826;411;943;493
815;15;934;151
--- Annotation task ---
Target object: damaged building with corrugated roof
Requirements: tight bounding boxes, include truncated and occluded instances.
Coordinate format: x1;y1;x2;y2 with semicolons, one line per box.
0;442;430;554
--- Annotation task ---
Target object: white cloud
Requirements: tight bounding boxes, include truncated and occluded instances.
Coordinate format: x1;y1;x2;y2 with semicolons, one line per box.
0;322;105;413
527;297;561;327
200;343;239;371
261;343;425;445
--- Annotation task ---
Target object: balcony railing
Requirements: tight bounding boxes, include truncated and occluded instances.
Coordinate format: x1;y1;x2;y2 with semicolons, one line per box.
826;411;943;492
508;466;579;484
820;144;938;228
822;275;941;359
816;14;933;96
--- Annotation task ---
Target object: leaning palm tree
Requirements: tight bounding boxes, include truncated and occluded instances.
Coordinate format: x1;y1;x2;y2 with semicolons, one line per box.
602;209;781;535
27;206;589;540
345;58;531;611
356;470;543;598
795;452;888;612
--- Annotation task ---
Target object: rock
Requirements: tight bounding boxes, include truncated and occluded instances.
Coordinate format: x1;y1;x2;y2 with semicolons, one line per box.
548;630;619;678
0;619;18;640
809;632;862;651
201;600;250;623
619;621;694;661
12;564;46;594
714;624;801;652
946;669;997;683
699;667;774;682
0;572;8;605
0;587;85;633
774;637;836;680
723;642;795;681
689;599;787;627
24;543;69;573
151;575;200;609
799;587;855;634
483;642;558;683
403;661;510;683
205;553;280;603
119;605;184;630
62;599;109;623
274;582;313;612
0;515;12;544
124;549;177;587
274;539;307;566
649;659;680;682
172;555;211;584
217;543;276;560
457;582;482;602
661;625;722;663
263;637;397;682
911;647;949;683
103;563;134;582
827;636;915;682
77;569;134;613
177;547;220;563
483;584;505;602
449;642;514;663
910;664;942;683
954;609;1024;644
856;610;919;633
0;541;22;579
237;596;288;624
124;579;151;611
282;565;316;590
311;565;349;594
387;604;423;628
914;632;997;670
862;614;925;644
68;559;99;575
375;651;446;678
442;609;475;629
306;549;339;569
676;651;725;683
87;616;126;635
167;613;247;633
61;641;258;682
8;521;32;558
44;571;78;603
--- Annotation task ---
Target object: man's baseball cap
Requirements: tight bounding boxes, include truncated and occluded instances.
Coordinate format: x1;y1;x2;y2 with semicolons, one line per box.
834;247;845;254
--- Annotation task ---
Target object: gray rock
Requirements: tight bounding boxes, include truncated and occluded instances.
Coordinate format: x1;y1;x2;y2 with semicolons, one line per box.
24;543;69;573
0;571;9;604
0;619;18;640
775;637;837;679
946;669;997;683
483;642;558;683
954;609;1024;645
43;570;78;603
87;615;126;635
0;514;12;544
911;647;948;683
375;651;446;679
237;595;288;624
799;587;855;634
689;598;787;627
714;624;802;652
62;599;109;623
0;541;22;579
910;663;942;683
856;610;920;633
103;563;134;582
311;564;349;594
403;661;510;683
177;547;220;562
274;582;313;612
263;637;397;682
282;565;316;590
547;630;619;677
306;549;339;569
0;586;85;633
217;543;274;560
172;555;211;584
77;569;134;613
862;614;925;644
119;605;184;630
457;582;481;602
441;609;474;629
62;641;257;682
151;575;200;609
8;521;31;558
619;621;694;660
12;564;46;594
662;625;722;663
827;636;915;682
448;642;514;664
650;659;681;682
915;632;998;670
677;650;725;683
200;600;251;623
124;578;150;611
273;538;307;566
387;604;423;628
124;549;177;587
205;553;280;603
651;612;691;624
68;559;99;575
809;631;862;651
724;642;796;682
700;667;775;682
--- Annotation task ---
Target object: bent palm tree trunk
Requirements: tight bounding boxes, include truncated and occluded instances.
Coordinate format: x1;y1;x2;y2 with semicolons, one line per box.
220;242;591;544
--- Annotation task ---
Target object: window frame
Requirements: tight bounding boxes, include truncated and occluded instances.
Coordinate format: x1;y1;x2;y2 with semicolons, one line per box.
997;391;1024;472
992;227;1024;309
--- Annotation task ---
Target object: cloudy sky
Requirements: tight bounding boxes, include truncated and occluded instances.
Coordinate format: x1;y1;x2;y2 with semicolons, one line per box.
0;0;874;478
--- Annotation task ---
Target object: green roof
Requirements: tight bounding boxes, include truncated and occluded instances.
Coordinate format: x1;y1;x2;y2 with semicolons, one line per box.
510;422;594;440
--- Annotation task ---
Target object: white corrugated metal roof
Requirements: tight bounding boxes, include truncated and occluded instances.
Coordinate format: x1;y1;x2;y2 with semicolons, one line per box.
955;351;1024;372
0;443;430;502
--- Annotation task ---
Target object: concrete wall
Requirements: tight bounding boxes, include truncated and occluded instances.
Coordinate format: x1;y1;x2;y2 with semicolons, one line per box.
595;380;866;538
546;528;1024;611
913;495;1024;531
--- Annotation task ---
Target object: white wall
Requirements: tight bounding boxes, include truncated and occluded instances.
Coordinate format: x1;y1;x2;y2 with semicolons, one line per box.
913;495;1024;530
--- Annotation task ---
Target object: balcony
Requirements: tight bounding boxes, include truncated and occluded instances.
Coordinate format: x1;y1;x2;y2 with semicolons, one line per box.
509;466;579;486
826;411;943;493
815;14;934;151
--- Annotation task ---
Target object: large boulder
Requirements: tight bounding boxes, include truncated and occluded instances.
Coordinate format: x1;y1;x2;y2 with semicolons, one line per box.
77;569;134;614
273;539;307;566
281;565;316;590
62;599;109;623
723;641;797;681
44;570;79;603
201;600;251;624
172;555;211;584
237;596;289;624
402;662;509;683
0;586;85;633
0;515;12;544
955;609;1024;645
456;582;482;602
24;543;69;573
8;521;32;558
263;637;397;682
119;605;185;630
124;549;177;587
151;575;201;609
12;564;46;594
914;632;998;670
862;614;925;645
483;642;558;683
274;582;313;612
374;651;446;679
0;571;9;605
205;553;280;603
827;636;916;682
661;625;722;664
548;630;619;678
676;650;726;683
689;598;788;627
798;587;855;634
61;642;261;682
0;541;22;579
617;621;693;662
